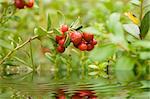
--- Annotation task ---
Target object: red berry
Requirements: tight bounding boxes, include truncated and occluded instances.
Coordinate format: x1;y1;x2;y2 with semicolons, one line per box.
87;44;94;51
90;96;97;99
83;32;94;42
25;0;34;8
70;31;82;46
14;0;25;9
78;43;87;51
57;46;65;53
61;25;69;33
78;90;93;96
71;95;82;99
92;39;97;45
55;35;64;43
58;38;65;46
57;95;66;99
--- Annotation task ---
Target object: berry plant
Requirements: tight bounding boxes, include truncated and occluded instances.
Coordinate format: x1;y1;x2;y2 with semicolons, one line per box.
0;0;149;79
0;0;149;99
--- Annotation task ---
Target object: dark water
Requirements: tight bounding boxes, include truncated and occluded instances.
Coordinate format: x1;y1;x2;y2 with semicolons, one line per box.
0;66;149;99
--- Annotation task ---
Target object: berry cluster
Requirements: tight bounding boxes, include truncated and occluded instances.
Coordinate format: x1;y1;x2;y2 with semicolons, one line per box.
55;25;97;53
55;25;69;53
14;0;34;9
70;31;97;51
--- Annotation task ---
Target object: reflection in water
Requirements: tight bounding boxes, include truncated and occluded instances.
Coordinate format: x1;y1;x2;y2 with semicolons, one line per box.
0;65;149;99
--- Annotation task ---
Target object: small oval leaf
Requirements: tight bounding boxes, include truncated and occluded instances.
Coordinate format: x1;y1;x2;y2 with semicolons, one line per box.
140;11;150;39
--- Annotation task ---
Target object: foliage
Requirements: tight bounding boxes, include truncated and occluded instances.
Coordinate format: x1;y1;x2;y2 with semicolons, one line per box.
0;0;149;78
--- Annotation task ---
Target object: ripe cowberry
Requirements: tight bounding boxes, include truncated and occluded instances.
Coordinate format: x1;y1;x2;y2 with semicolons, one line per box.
58;38;65;46
92;39;97;45
55;35;64;43
89;39;97;45
14;0;25;9
61;25;69;33
83;32;94;42
56;95;66;99
90;96;97;99
25;0;34;8
87;44;94;51
78;43;87;51
70;31;82;46
57;46;65;53
71;95;82;99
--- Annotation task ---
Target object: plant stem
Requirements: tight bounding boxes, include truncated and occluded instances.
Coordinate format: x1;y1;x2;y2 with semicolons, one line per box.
29;41;35;71
140;0;144;21
0;35;39;65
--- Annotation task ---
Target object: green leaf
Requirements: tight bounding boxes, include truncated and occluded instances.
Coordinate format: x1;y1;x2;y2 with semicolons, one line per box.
57;11;65;25
140;11;150;39
47;14;51;31
82;27;100;35
0;39;12;49
34;27;47;37
64;34;71;48
70;17;80;28
115;55;135;70
140;80;150;88
35;0;39;6
139;51;150;59
107;13;128;50
89;44;117;61
88;65;98;69
130;0;140;6
45;53;54;63
106;13;121;33
123;23;140;39
143;0;150;13
89;71;98;76
133;40;150;48
53;28;62;35
115;70;136;83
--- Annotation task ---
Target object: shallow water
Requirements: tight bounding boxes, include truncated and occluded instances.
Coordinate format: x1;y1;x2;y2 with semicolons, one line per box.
0;66;149;99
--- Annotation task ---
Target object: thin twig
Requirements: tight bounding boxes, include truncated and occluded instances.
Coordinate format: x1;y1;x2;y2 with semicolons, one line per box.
0;35;39;65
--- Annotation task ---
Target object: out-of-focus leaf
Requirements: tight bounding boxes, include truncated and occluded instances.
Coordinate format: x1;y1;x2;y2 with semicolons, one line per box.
88;65;98;69
35;0;39;6
130;0;140;6
115;55;136;82
89;71;98;76
45;53;54;63
89;44;117;61
107;13;121;33
143;0;150;13
140;11;150;39
107;13;128;50
0;39;12;49
115;70;136;83
57;11;65;25
133;40;150;48
115;55;135;70
139;51;150;59
47;14;51;31
123;23;140;39
140;80;150;88
34;27;47;37
82;27;100;35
